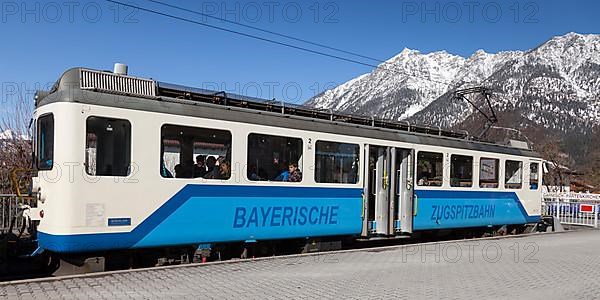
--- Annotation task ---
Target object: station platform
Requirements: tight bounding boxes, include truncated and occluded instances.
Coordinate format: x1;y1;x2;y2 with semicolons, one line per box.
2;229;599;299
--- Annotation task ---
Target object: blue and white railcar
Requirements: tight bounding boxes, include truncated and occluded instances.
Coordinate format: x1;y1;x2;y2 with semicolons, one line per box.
29;66;542;265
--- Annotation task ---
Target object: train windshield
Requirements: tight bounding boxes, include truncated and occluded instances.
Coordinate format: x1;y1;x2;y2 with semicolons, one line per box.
85;117;132;176
36;114;54;170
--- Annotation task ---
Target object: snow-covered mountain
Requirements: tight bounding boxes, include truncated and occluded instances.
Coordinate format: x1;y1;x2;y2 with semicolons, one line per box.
305;32;600;136
0;130;13;140
306;48;475;120
0;129;29;141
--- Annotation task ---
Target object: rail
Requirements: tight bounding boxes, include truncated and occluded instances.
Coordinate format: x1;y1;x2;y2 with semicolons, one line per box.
542;193;600;228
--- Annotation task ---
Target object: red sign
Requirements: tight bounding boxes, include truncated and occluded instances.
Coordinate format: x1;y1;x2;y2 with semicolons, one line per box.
579;204;595;213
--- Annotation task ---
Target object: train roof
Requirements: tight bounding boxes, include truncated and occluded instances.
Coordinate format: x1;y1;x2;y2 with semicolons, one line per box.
36;67;540;158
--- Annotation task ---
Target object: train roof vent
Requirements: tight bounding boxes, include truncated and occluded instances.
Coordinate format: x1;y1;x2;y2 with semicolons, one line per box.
507;139;530;150
80;69;156;98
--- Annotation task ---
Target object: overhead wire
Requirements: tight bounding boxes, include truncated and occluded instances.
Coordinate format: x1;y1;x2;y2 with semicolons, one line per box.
145;0;386;64
105;0;457;87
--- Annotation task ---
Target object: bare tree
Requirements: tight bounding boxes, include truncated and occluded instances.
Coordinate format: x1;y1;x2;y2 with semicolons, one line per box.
0;99;33;194
582;128;600;192
538;136;575;192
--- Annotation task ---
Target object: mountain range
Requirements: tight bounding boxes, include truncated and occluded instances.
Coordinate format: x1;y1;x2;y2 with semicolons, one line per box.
305;32;600;177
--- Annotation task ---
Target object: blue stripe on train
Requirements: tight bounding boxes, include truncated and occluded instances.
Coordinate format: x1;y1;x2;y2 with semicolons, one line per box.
413;190;540;230
37;185;363;253
37;186;540;253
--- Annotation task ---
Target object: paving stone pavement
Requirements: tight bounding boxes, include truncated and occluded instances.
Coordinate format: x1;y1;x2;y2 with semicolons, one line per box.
2;230;600;299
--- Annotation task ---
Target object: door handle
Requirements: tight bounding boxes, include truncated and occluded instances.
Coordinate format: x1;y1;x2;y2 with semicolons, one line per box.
396;170;402;195
361;192;366;219
382;169;388;190
413;195;418;216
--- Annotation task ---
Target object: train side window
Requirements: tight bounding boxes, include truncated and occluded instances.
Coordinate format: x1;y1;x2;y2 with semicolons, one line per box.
315;141;360;184
85;117;131;176
416;151;443;187
530;162;540;190
37;114;54;170
450;155;473;187
505;160;523;189
160;124;232;180
247;133;303;182
479;158;499;188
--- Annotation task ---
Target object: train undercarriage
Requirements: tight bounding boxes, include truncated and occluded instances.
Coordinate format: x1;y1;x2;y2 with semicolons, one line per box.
1;221;551;281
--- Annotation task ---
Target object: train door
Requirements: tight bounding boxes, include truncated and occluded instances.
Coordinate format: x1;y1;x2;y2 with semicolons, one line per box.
363;145;414;236
394;149;414;234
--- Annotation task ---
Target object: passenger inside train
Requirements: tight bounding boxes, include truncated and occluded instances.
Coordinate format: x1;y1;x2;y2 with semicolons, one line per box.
288;163;302;182
194;155;207;178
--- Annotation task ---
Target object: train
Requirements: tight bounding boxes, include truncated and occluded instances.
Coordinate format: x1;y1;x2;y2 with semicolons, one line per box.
15;64;544;273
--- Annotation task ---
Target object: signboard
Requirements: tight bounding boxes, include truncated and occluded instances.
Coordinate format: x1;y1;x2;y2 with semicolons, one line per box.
579;204;596;213
544;192;600;201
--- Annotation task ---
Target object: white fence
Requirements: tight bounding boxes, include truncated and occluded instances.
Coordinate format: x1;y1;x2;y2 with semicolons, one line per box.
543;193;600;228
0;194;31;234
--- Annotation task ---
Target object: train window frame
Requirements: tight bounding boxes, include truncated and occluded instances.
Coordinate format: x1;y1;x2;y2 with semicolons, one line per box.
36;113;54;171
246;133;304;183
529;162;540;190
450;154;473;188
416;151;444;187
160;124;232;180
85;116;132;177
479;157;500;189
505;160;523;189
314;140;360;184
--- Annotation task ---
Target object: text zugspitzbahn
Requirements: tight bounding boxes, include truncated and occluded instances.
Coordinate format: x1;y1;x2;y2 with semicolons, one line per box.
431;204;495;220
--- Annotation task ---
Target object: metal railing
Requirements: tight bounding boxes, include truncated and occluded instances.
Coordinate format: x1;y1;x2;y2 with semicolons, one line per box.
542;193;600;228
0;194;35;234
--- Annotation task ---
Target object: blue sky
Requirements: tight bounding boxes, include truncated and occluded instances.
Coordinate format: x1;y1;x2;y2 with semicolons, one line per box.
1;0;598;116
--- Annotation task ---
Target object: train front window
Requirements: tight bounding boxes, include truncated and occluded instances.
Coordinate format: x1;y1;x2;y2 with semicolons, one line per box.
247;133;303;182
505;160;523;189
530;162;540;190
315;141;360;184
37;114;54;170
160;125;232;180
479;158;499;188
450;155;473;187
85;117;131;176
416;151;443;187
